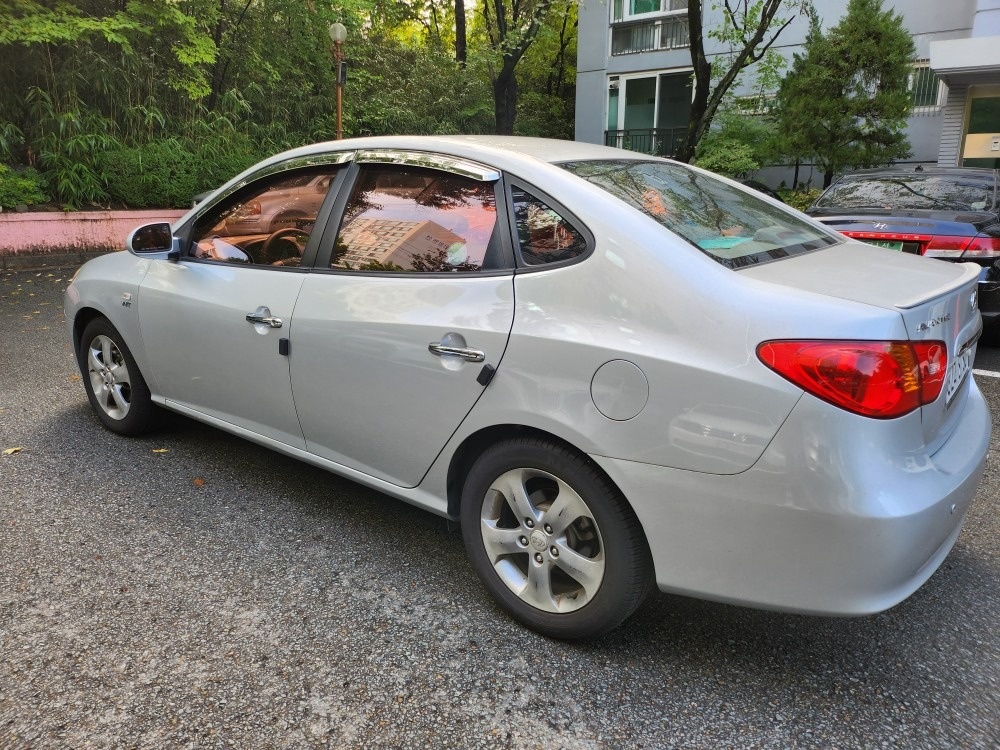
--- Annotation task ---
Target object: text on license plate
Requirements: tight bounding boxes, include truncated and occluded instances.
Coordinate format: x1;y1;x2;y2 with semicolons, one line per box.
866;240;904;251
945;348;973;405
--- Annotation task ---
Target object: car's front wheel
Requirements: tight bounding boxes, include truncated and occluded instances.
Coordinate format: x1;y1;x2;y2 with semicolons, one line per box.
460;438;653;639
78;317;157;435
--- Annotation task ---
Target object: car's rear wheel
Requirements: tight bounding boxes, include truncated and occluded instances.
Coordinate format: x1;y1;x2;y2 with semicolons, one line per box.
460;437;653;639
78;317;156;435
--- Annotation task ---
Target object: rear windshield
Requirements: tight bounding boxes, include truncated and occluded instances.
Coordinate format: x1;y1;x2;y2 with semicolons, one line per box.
815;173;996;211
560;160;839;269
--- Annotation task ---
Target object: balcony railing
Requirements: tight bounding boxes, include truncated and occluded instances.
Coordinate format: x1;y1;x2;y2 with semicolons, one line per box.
611;16;690;55
606;127;687;158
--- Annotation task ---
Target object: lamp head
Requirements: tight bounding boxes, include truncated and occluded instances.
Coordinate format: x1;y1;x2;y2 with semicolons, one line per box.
328;22;347;44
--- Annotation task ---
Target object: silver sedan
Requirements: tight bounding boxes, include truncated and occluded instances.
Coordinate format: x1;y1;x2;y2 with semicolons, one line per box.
65;136;992;639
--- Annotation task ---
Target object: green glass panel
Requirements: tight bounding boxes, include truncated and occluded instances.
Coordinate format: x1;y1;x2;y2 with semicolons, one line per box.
608;88;619;131
968;97;1000;134
630;0;660;15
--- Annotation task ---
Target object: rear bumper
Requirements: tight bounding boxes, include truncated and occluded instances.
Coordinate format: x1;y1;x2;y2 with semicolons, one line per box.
593;380;992;616
978;265;1000;326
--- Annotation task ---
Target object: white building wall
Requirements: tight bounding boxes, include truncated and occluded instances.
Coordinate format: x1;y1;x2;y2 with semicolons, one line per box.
576;0;980;175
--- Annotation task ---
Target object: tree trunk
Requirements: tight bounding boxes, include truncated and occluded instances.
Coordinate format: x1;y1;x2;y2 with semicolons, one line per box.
455;0;467;66
824;168;835;188
493;64;518;134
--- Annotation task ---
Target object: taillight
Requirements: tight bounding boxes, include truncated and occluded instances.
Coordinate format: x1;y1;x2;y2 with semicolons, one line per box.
961;234;1000;259
757;340;947;418
923;235;971;257
924;234;1000;259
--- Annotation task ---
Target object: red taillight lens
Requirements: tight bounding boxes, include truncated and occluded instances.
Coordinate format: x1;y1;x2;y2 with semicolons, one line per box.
757;340;948;418
923;235;972;256
961;234;1000;259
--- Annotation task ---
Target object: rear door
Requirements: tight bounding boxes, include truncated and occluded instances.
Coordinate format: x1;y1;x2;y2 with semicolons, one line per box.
288;153;515;487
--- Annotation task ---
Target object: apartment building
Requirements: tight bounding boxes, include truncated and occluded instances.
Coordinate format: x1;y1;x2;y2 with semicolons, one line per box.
575;0;1000;176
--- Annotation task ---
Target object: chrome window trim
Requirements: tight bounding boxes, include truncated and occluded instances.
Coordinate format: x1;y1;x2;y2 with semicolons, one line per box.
354;149;500;182
194;152;355;218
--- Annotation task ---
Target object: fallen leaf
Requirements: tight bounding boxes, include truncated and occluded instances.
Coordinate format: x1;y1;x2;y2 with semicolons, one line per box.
152;448;169;454
2;447;23;456
69;374;81;382
193;477;205;487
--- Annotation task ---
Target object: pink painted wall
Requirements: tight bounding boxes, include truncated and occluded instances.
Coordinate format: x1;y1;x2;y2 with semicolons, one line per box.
0;210;187;255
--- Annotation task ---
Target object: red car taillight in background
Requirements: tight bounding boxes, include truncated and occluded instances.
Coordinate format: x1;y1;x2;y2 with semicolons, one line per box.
838;230;1000;260
757;340;947;419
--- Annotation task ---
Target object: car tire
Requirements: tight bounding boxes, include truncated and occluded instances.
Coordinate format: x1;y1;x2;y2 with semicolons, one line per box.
78;317;157;435
460;437;653;639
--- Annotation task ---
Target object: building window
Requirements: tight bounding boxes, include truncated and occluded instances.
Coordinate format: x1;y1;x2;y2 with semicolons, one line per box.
606;71;692;157
613;0;688;22
910;62;944;109
611;15;690;55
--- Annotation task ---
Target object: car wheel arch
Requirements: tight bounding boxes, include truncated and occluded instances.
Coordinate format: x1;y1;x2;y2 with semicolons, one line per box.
444;424;648;546
72;307;105;357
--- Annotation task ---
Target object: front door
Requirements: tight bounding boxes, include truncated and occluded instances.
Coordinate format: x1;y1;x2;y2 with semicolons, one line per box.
138;163;345;448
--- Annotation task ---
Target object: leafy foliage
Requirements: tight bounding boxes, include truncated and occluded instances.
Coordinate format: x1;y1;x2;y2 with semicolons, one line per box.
679;0;812;162
0;0;577;207
774;0;915;186
778;187;822;211
0;165;47;209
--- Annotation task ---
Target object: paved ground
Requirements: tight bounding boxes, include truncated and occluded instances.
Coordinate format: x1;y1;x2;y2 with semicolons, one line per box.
1;268;998;749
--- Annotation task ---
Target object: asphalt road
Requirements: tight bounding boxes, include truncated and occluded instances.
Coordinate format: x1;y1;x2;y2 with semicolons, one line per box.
1;267;998;749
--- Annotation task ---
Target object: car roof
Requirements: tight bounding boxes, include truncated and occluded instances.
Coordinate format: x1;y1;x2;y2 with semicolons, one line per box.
270;135;653;171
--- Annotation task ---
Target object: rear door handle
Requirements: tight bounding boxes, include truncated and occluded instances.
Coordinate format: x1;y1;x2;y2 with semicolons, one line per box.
428;342;485;362
246;306;283;328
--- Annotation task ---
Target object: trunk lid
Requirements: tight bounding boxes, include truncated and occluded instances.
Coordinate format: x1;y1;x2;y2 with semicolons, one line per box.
808;209;998;257
741;240;983;447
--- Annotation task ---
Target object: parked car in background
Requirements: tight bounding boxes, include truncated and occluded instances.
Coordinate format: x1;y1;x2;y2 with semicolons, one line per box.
806;167;1000;338
65;137;991;638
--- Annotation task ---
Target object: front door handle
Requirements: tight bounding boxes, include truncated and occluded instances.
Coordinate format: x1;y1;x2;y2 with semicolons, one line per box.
428;342;485;362
246;306;283;329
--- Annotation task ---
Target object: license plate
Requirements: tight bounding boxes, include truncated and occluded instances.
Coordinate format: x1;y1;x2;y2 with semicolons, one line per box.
866;240;903;251
945;347;973;405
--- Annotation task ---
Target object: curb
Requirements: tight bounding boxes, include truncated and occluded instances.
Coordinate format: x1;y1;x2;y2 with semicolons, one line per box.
1;249;115;272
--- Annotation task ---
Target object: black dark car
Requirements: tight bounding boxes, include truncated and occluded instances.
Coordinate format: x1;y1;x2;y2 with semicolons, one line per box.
806;167;1000;338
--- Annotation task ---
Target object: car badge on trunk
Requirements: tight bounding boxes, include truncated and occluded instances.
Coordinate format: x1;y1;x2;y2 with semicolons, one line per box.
873;222;888;230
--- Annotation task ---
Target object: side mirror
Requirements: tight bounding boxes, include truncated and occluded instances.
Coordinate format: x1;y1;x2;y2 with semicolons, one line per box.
127;222;177;259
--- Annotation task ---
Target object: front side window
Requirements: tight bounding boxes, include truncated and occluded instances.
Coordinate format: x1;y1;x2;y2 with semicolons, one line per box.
561;159;839;269
190;167;340;266
332;165;499;273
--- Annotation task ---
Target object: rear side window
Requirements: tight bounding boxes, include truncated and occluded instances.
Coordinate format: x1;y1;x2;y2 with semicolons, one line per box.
511;187;588;265
815;174;996;211
561;159;840;269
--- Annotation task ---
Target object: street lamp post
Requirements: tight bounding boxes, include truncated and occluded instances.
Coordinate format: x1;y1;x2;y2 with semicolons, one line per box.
328;22;347;140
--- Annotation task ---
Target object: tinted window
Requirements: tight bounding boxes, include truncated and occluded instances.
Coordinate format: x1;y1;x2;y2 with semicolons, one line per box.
815;173;996;212
561;159;839;269
511;188;588;265
190;168;339;266
333;165;498;273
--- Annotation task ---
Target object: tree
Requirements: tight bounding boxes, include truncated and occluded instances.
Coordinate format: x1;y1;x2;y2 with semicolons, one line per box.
678;0;811;163
479;0;557;134
774;0;915;187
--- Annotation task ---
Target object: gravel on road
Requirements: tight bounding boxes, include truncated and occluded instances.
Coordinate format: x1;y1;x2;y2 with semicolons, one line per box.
1;267;998;749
